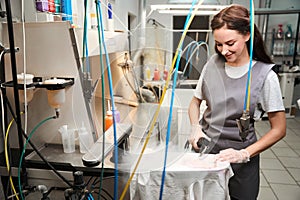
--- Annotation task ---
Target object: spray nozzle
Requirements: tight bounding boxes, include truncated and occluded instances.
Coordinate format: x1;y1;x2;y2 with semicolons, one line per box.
236;111;251;141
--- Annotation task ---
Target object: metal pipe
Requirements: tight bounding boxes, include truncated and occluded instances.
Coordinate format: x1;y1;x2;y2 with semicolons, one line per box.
293;13;300;66
69;28;98;142
0;51;7;155
132;0;147;102
254;8;300;15
261;0;272;42
147;18;165;28
4;0;27;183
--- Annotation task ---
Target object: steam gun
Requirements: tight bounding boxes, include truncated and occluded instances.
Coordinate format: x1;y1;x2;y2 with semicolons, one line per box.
196;136;211;157
236;110;251;142
184;129;211;157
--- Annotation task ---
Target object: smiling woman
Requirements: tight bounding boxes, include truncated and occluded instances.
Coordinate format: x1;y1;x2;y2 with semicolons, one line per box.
188;4;286;200
214;27;250;66
211;4;273;65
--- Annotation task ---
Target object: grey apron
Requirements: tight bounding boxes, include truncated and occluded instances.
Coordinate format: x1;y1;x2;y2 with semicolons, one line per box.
199;54;274;199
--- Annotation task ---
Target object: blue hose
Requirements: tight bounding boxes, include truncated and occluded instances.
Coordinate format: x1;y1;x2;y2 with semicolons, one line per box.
82;0;90;72
243;1;254;111
159;1;197;199
96;1;119;199
89;193;95;200
95;1;107;200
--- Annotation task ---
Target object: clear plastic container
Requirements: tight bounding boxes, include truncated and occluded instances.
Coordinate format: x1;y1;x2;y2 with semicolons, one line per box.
78;124;94;154
59;125;75;153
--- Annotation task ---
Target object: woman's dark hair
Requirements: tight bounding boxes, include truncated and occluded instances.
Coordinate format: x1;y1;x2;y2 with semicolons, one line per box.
211;4;273;64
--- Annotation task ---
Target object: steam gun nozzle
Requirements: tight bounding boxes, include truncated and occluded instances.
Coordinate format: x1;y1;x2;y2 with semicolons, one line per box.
197;137;211;157
236;111;250;141
55;108;60;118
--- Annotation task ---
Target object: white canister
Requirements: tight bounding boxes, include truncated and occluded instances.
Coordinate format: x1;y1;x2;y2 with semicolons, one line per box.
17;73;34;84
17;73;34;103
44;78;66;109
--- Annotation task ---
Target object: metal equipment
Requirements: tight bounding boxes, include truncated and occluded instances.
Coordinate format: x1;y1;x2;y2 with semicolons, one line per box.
236;110;251;141
196;136;211;157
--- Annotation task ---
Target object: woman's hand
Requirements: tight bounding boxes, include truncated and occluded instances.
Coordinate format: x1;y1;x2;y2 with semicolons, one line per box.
216;148;250;163
189;124;211;150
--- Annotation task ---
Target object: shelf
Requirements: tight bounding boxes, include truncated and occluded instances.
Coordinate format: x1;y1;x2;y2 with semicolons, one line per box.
273;54;299;57
74;29;128;57
273;37;298;40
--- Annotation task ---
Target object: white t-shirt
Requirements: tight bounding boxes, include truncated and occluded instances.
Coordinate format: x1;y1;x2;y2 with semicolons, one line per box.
194;61;285;120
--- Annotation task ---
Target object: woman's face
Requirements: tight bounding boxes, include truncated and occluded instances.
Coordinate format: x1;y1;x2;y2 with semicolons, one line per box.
213;26;250;66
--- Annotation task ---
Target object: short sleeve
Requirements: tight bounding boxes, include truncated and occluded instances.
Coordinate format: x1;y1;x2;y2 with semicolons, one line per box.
194;63;208;100
256;70;285;115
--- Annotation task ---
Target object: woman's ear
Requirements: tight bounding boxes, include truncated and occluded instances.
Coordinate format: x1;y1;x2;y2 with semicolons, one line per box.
244;32;251;42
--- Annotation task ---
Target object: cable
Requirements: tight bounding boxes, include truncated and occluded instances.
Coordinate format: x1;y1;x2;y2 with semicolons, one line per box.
17;116;56;200
120;0;204;199
0;51;4;66
1;89;19;200
91;176;114;186
0;83;6;149
92;191;109;200
21;0;29;138
82;0;90;73
187;43;200;77
4;116;21;200
1;84;16;199
185;42;199;75
93;188;113;200
131;9;155;34
96;1;119;199
2;90;74;192
182;41;209;77
94;1;107;199
243;1;255;112
169;41;199;77
89;193;95;200
159;0;204;198
99;188;113;200
4;0;26;186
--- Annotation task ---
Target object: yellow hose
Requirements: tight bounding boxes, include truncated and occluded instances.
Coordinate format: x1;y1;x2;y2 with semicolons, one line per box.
246;1;255;112
119;1;205;199
5;116;22;200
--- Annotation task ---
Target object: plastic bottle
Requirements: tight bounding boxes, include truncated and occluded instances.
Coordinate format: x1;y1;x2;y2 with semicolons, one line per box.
90;13;97;29
163;67;168;81
61;0;73;24
112;107;121;123
54;0;61;14
273;43;278;55
285;24;293;38
78;123;94;154
107;3;114;31
289;40;295;55
144;66;151;81
48;0;55;13
105;100;113;131
105;110;113;131
276;24;283;39
36;1;49;12
278;42;284;55
153;68;160;81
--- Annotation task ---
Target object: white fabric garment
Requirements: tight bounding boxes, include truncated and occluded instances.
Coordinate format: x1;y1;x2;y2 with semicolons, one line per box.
130;153;233;200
